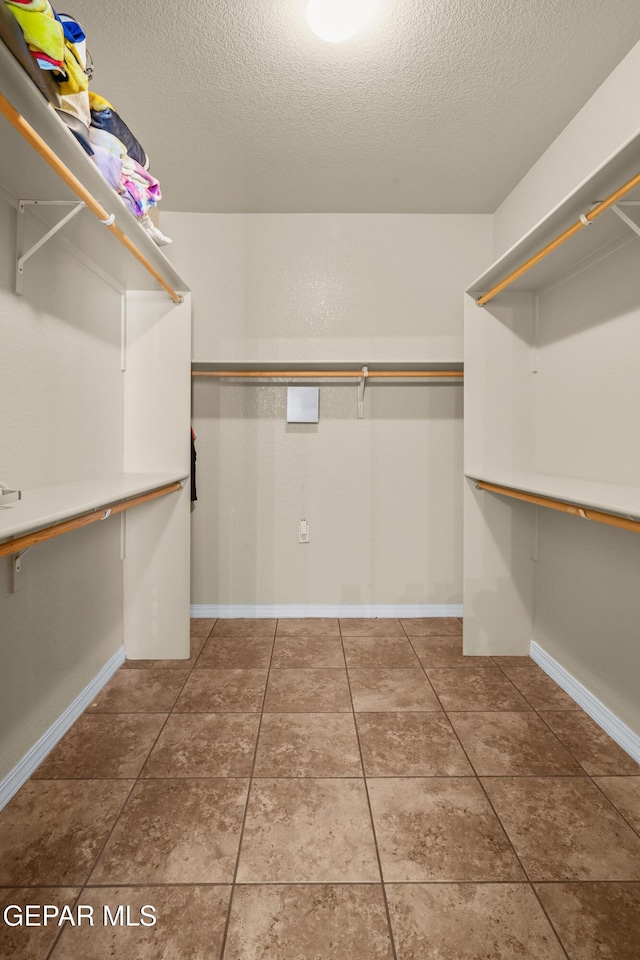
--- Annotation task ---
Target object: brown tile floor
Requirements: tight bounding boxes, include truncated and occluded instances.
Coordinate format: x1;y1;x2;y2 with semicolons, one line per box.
1;617;640;959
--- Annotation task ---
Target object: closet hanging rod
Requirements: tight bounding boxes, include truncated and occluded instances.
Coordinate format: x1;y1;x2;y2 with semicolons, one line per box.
0;92;183;305
0;481;182;559
477;169;640;306
475;480;640;535
191;370;463;379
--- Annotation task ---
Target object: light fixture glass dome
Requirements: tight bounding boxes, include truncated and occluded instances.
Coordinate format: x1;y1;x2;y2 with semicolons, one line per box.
306;0;378;43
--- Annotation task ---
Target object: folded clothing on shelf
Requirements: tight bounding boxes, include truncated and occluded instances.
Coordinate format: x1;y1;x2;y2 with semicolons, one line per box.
89;91;149;168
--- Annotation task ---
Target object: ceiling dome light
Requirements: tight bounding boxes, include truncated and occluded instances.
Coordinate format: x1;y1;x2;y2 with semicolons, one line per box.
306;0;378;43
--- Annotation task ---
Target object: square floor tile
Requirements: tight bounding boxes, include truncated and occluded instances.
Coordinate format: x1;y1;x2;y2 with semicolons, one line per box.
142;714;260;778
224;884;394;960
276;618;341;637
271;636;345;668
174;669;267;712
427;667;530;712
367;777;524;882
264;669;351;712
386;883;566;959
0;780;131;886
50;886;231;960
349;669;441;712
189;618;216;638
540;712;640;775
124;635;207;670
211;619;276;638
343;637;420;669
0;888;81;960
195;635;273;669
237;779;379;882
356;713;472;776
87;670;189;713
449;712;583;776
400;618;462;636
254;714;362;777
33;714;165;779
482;776;640;880
340;618;404;637
498;665;580;710
534;882;640;960
594;777;640;833
410;636;495;669
90;779;248;884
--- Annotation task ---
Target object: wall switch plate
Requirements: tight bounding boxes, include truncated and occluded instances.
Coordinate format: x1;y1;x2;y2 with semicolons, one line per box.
299;519;310;543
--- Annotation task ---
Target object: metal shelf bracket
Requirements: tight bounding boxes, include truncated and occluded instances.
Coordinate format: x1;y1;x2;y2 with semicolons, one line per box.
16;200;86;294
10;546;32;594
610;203;640;239
357;365;368;419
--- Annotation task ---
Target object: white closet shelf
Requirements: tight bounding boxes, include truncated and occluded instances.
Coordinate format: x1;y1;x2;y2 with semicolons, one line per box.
0;472;187;548
467;130;640;302
191;361;464;379
466;468;640;526
0;39;188;300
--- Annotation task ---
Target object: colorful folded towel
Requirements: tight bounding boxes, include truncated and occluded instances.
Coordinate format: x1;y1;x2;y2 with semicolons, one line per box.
4;0;65;70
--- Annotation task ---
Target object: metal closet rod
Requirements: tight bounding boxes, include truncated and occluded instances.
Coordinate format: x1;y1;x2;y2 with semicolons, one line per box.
0;481;182;559
191;369;463;379
477;169;640;306
0;92;183;304
476;480;640;535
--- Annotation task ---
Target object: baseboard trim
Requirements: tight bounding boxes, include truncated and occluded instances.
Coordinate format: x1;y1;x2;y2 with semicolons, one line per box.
191;603;463;619
530;641;640;764
0;646;126;812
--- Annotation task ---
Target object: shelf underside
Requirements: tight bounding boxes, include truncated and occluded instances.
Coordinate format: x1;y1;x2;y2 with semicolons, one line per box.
468;132;640;298
0;473;187;543
466;469;640;523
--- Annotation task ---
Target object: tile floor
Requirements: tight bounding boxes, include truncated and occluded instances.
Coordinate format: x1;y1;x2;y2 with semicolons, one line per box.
1;617;640;959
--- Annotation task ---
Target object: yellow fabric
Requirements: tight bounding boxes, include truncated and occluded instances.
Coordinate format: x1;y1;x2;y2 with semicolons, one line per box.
5;1;64;65
56;40;88;95
88;92;114;113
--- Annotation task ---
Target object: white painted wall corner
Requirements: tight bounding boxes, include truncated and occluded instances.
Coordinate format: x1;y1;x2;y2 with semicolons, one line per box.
531;641;640;764
0;646;126;811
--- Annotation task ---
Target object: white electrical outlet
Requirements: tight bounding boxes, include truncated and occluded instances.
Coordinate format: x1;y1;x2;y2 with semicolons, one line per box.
298;519;310;543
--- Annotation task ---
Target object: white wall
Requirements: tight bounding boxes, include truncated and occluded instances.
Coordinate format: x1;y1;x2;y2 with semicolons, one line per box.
492;39;640;259
532;241;640;733
163;212;491;610
0;197;124;780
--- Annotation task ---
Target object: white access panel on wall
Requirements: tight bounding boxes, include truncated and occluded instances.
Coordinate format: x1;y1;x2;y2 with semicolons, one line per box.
287;387;319;423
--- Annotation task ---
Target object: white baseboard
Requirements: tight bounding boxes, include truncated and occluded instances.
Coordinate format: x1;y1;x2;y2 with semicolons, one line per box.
191;603;463;619
0;646;126;812
530;641;640;764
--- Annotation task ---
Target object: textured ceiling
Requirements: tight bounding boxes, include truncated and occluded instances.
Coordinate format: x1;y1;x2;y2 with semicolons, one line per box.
70;0;640;213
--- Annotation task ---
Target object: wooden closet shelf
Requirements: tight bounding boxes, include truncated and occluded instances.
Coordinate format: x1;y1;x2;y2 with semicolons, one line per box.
0;473;186;557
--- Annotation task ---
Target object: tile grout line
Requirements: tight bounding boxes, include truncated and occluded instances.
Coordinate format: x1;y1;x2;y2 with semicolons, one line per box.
41;625;208;960
339;620;400;960
216;622;277;960
404;626;572;960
